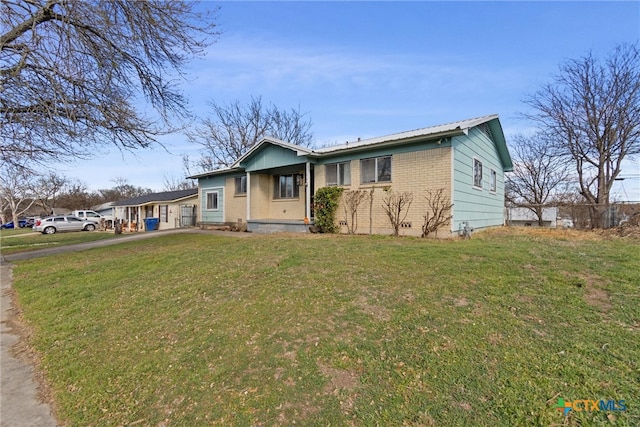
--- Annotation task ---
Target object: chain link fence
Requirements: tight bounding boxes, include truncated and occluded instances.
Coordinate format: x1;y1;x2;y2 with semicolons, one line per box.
505;202;640;230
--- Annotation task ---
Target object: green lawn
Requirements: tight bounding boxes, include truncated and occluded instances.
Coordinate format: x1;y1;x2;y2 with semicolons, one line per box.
1;228;121;255
11;230;640;426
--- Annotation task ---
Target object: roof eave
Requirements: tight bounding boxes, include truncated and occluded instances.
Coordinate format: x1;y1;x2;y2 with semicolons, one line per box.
486;118;514;171
316;129;465;156
231;137;314;169
187;167;241;180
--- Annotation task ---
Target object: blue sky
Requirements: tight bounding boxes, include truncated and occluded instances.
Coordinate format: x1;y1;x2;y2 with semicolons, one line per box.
60;1;640;200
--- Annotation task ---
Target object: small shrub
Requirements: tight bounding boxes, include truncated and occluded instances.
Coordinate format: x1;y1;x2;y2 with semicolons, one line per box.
421;188;453;238
342;189;370;234
382;187;413;237
314;187;344;233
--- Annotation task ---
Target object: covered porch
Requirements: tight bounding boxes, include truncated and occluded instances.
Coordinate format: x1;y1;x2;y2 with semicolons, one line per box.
191;137;318;233
244;161;315;233
234;137;316;232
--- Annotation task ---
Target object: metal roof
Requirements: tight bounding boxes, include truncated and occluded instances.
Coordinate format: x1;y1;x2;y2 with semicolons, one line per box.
314;114;499;154
187;114;513;178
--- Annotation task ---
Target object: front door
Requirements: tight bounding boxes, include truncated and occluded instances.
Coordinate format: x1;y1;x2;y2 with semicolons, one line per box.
180;205;196;227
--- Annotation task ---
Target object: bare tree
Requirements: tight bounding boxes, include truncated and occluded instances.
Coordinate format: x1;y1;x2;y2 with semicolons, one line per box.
56;180;98;211
506;134;570;225
381;188;413;237
1;0;218;167
421;188;453;238
342;189;369;234
188;96;313;170
98;178;153;202
0;162;38;225
35;171;69;215
163;175;197;191
524;43;640;228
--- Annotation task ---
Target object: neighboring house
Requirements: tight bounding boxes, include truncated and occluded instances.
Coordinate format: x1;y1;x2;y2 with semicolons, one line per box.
189;114;513;237
112;189;198;231
506;207;558;228
92;201;116;218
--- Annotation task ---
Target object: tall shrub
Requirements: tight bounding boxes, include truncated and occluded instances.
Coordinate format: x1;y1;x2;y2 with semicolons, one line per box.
342;189;370;234
314;187;344;233
382;187;413;237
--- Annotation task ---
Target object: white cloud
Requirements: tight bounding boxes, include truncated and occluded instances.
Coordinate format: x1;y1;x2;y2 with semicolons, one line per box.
190;35;526;104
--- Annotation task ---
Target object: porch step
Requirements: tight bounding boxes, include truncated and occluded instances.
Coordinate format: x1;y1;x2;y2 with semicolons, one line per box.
247;219;311;234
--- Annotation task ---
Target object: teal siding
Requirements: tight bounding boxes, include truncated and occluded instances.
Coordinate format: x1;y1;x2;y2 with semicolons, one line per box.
452;127;505;231
200;174;226;190
200;175;226;223
241;145;308;172
201;187;224;223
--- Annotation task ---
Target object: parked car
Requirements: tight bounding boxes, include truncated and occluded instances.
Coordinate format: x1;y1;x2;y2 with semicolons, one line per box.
71;209;114;225
33;216;97;234
24;217;38;228
0;219;27;229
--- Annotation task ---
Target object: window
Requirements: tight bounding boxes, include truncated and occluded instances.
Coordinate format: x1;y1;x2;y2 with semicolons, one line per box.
326;162;351;186
361;156;392;183
274;174;300;199
235;176;247;194
490;169;497;192
473;159;483;188
160;205;168;222
206;191;218;210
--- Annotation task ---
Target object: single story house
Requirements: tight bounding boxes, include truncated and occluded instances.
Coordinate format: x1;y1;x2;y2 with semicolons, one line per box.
189;114;513;237
506;207;558;228
112;188;198;231
92;201;116;219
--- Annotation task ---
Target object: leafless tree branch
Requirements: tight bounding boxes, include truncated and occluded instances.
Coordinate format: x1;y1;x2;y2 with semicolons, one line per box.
522;43;640;228
187;96;313;170
1;0;218;167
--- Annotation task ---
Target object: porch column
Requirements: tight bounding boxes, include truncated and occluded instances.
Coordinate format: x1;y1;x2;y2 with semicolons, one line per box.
246;171;251;221
305;162;311;219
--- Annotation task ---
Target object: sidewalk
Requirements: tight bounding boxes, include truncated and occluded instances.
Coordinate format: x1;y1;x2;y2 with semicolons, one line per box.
1;263;57;427
0;228;250;426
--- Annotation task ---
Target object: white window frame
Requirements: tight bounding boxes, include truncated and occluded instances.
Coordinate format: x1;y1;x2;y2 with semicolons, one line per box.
159;205;168;222
205;191;219;210
360;156;392;184
490;169;497;193
326;162;351;186
473;158;483;189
